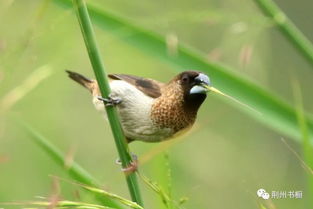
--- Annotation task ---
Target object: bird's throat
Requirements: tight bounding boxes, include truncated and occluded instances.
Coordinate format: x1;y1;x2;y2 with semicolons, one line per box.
151;88;205;133
183;93;207;114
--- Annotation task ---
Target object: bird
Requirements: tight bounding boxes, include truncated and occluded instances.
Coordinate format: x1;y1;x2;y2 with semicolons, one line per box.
66;70;211;143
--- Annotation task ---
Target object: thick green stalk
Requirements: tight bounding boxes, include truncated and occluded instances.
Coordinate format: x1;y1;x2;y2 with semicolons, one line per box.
254;0;313;68
72;0;143;205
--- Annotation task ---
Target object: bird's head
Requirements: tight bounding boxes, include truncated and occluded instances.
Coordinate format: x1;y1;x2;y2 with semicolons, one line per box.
176;70;211;95
170;71;211;111
173;71;259;115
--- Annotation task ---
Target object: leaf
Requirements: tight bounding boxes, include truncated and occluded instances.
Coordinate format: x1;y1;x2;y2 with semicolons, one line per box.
1;200;115;209
291;79;313;205
53;0;313;143
259;203;268;209
137;172;171;208
253;0;313;68
73;183;144;209
0;65;52;113
15;118;124;209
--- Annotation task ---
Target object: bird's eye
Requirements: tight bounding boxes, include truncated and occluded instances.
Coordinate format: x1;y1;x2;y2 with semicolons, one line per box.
182;75;189;83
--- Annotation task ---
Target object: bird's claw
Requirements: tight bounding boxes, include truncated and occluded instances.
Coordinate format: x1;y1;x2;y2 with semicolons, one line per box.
97;95;122;106
116;153;138;174
121;161;138;174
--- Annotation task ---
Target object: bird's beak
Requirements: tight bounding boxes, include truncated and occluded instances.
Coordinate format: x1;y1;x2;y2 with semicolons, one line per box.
190;73;228;96
199;79;262;115
189;73;261;114
190;73;211;94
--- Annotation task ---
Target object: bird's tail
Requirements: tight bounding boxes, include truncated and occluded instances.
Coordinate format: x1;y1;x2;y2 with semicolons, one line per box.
66;70;94;91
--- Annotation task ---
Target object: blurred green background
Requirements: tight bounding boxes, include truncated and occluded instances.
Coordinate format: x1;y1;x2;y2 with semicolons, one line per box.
0;0;312;209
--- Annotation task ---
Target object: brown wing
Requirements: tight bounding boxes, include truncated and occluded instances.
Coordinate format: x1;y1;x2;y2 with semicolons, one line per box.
108;74;164;98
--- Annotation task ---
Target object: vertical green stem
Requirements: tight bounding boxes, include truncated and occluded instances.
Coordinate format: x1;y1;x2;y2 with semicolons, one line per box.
254;0;313;68
72;0;143;205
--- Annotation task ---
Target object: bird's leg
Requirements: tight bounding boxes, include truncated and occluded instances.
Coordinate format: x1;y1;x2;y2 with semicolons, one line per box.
121;161;138;174
97;94;122;106
116;153;138;174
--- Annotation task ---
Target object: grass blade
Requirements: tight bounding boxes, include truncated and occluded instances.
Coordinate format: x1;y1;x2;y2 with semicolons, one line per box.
53;0;313;144
0;65;52;113
253;0;313;67
1;200;115;209
16;118;124;209
72;183;144;209
291;80;313;207
49;176;144;209
137;172;171;208
71;0;143;205
203;85;261;115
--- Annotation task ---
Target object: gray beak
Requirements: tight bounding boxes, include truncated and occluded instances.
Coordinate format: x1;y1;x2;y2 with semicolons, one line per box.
190;73;211;94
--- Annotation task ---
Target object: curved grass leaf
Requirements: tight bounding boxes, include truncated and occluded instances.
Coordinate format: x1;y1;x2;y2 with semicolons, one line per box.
253;0;313;68
53;0;313;143
291;80;313;206
1;200;115;209
16;118;124;209
0;65;52;113
74;183;144;209
137;172;171;208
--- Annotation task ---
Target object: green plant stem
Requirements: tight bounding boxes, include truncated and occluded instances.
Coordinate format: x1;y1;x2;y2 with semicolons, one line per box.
254;0;313;68
72;0;143;206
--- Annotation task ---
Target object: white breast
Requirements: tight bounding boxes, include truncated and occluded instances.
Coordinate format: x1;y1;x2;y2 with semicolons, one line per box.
92;80;173;142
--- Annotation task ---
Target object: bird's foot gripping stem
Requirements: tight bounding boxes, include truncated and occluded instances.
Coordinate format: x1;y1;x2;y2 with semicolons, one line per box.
122;161;138;174
116;154;138;174
97;94;122;106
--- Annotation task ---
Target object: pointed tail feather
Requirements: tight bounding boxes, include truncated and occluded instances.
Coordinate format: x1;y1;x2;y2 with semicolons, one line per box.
66;70;94;91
